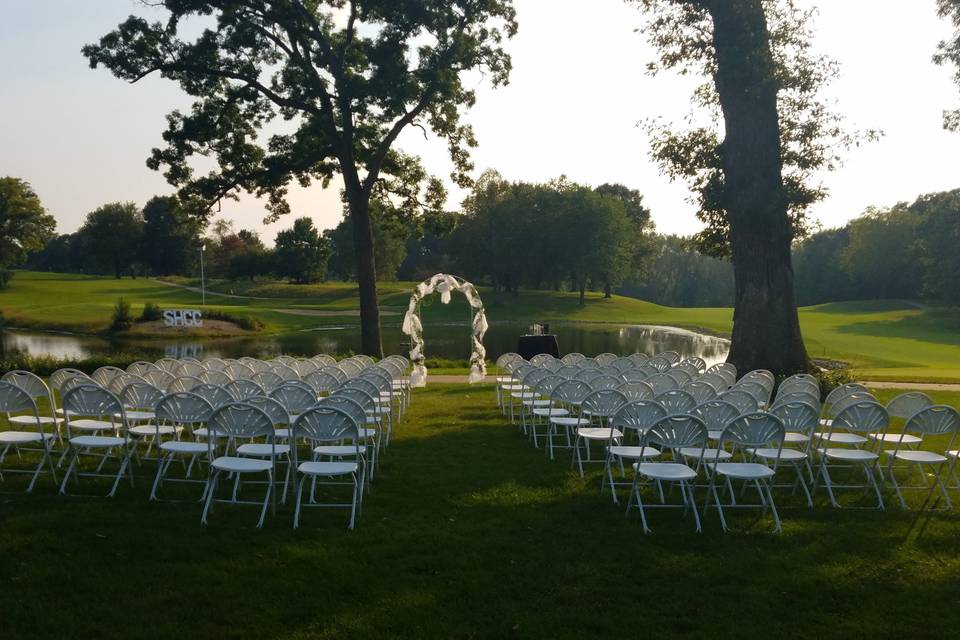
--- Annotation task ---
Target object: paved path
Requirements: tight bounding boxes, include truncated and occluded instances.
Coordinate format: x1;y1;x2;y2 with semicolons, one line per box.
154;279;275;300
860;381;960;392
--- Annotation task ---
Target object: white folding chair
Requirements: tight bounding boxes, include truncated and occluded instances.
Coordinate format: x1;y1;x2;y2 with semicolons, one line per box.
0;381;58;491
884;405;960;510
59;385;134;497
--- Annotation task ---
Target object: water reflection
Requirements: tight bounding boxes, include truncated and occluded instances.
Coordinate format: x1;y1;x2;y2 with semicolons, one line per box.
1;322;729;365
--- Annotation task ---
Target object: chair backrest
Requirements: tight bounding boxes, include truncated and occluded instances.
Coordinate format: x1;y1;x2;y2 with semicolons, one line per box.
610;357;634;372
590;375;623;391
224;362;256;380
143;369;176;389
312;354;338;367
224;379;265;401
830;392;877;418
551;379;593;406
321;366;348;385
617;381;655;402
580;389;627;418
595;352;618;366
655;389;696;415
293;406;360;445
250;370;283;393
612;400;668;435
682;380;716;405
778;378;819;398
1;370;52;404
304;370;342;394
824;382;870;407
772;390;820;411
201;358;228;372
271;363;301;381
343;377;382;399
769;401;820;436
718;389;759;415
620;368;649;383
62;385;126;437
733;380;771;405
0;381;42;427
831;401;889;435
241;396;290;426
199;370;232;386
339;360;363;377
496;352;522;368
294;359;320;377
536;375;566;396
155;357;180;373
167;375;204;393
561;352;586;364
107;372;148;395
155;392;214;424
50;368;90;392
689;399;741;432
628;353;650;365
903;405;960;439
175;361;207;378
666;369;693;386
682;356;707;372
698;372;729;392
530;353;554;367
91;366;124;387
61;375;99;395
316;395;368;427
127;361;159;376
270;383;317;414
573;369;602;383
647;357;672;373
719;412;785;449
646;373;677;396
642;414;708;452
119;382;164;411
741;369;774;389
190;383;234;409
657;351;681;365
207;403;275;442
885;392;934;420
577;358;601;370
554;365;579;379
673;362;701;378
332;387;377;412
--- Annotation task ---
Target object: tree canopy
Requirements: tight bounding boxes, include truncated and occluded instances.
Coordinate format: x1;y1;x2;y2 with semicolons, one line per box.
83;0;517;356
76;202;144;278
935;0;960;130
274;216;331;284
0;177;56;286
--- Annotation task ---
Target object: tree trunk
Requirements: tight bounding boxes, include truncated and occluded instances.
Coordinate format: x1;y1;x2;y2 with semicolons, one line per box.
708;0;809;376
345;189;383;358
603;282;612;298
579;278;586;306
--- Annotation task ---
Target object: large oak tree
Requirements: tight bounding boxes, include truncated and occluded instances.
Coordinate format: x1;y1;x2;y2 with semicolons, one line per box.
83;0;516;357
632;0;868;375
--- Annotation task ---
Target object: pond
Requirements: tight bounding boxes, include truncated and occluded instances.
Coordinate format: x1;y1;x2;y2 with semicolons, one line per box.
0;322;730;365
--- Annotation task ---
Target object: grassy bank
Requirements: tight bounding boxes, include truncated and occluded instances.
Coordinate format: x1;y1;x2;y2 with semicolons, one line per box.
3;271;960;382
1;384;959;639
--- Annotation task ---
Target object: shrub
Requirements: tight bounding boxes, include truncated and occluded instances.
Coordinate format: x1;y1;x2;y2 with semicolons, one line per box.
109;297;133;332
0;350;158;377
202;309;264;332
814;367;857;400
0;270;13;289
138;302;162;322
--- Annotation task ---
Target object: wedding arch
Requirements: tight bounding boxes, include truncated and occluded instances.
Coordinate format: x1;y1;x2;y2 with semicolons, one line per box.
401;273;488;387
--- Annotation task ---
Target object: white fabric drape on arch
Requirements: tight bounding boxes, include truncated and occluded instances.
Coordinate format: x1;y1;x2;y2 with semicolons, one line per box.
400;273;488;387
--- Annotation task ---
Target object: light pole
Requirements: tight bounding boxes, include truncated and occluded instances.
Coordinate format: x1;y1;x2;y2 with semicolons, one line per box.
200;244;206;306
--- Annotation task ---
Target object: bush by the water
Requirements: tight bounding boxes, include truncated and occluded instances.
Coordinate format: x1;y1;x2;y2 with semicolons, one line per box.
0;269;13;289
0;351;159;377
109;297;133;332
203;309;264;332
138;302;162;322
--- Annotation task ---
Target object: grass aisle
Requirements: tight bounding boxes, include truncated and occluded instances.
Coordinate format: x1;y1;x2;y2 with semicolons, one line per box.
1;385;960;638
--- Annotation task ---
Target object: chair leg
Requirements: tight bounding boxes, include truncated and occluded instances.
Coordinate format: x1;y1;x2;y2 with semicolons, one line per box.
348;473;358;530
293;475;306;529
201;472;218;525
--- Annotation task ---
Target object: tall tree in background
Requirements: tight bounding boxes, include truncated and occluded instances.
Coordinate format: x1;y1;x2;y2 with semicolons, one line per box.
84;1;517;357
142;196;203;276
594;183;655;296
274;217;331;284
632;0;869;374
0;177;56;287
935;0;960;131
76;202;143;278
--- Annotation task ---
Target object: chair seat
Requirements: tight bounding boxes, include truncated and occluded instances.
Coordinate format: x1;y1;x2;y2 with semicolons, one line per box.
751;447;806;462
577;427;622;441
870;433;922;445
358;427;378;440
275;428;291;439
237;443;290;457
814;432;867;445
681;447;731;461
511;392;538;400
551;417;588;426
297;460;358;476
522;399;552;407
68;419;114;432
118;410;155;421
0;431;55;444
819;447;878;462
707;430;723;441
313;445;366;457
884;449;947;464
8;415;60;427
712;462;775;480
784;432;809;444
533;407;569;417
160;440;207;454
129;424;179;437
211;456;273;473
608;445;660;459
193;427;230;439
69;435;124;448
634;461;698;481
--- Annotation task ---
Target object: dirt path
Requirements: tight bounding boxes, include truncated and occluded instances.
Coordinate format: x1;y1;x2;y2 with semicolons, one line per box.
154;279;276;300
860;381;960;392
270;308;399;318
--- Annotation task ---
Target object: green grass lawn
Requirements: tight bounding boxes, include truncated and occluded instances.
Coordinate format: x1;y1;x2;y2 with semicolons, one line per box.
3;271;960;382
1;384;960;639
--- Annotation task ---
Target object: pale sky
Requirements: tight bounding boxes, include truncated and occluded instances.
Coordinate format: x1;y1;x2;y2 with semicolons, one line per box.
1;0;957;245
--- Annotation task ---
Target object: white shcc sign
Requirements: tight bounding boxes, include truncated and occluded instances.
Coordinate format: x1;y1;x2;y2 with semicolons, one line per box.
163;309;203;328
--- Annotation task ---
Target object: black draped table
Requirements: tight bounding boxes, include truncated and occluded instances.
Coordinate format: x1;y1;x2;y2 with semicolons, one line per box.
516;334;560;361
